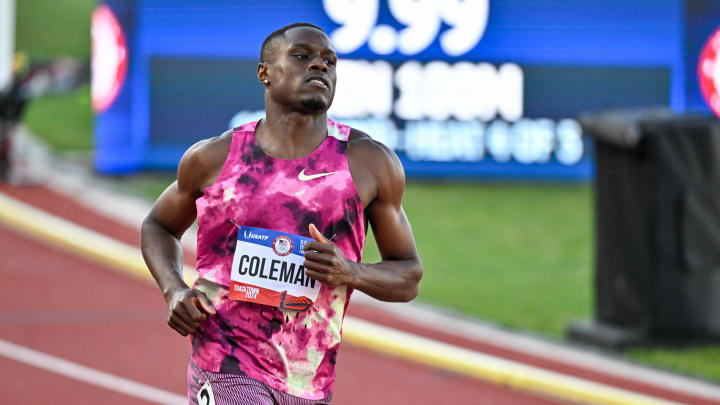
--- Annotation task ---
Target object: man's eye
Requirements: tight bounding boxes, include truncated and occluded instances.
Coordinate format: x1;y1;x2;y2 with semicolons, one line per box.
325;58;337;66
294;54;308;60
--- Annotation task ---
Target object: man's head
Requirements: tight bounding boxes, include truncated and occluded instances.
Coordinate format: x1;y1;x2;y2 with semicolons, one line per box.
258;22;337;113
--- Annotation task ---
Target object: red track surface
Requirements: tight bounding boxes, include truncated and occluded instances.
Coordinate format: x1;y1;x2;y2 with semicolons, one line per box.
0;186;565;404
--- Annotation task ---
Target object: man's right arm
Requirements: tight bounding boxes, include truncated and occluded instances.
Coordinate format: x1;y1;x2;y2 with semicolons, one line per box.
141;133;230;336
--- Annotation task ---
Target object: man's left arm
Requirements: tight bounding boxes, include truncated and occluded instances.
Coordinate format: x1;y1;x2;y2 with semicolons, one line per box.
303;141;423;302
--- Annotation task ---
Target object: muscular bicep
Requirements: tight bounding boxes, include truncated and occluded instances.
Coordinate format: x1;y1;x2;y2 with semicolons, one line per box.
147;180;198;239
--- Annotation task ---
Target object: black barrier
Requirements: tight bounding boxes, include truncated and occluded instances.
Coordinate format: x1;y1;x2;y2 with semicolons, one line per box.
567;110;720;350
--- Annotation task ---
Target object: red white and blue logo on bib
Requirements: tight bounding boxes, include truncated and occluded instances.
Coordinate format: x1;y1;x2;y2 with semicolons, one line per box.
272;235;293;256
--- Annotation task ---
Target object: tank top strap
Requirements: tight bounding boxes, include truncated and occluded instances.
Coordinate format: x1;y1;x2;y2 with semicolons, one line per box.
210;120;261;187
327;118;351;142
230;121;258;154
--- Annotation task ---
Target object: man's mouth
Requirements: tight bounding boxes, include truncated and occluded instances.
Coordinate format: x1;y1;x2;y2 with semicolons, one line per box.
306;76;329;90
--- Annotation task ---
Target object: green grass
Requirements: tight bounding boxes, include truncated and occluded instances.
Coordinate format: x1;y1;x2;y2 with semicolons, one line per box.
15;0;95;59
628;346;720;382
16;0;96;152
364;182;593;337
22;86;93;151
112;174;177;201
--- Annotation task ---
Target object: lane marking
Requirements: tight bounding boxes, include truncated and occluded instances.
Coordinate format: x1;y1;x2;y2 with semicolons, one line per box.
343;318;681;405
0;192;197;285
0;338;186;405
351;293;720;400
0;191;687;405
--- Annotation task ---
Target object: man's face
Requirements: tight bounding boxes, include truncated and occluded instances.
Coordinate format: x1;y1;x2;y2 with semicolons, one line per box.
263;27;337;112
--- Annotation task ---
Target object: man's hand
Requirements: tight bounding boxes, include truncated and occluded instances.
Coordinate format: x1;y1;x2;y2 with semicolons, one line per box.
303;224;358;287
165;288;216;336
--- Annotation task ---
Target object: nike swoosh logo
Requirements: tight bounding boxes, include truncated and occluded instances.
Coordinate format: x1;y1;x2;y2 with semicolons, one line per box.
298;169;337;181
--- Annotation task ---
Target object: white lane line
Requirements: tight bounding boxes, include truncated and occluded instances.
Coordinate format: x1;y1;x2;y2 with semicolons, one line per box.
0;338;186;405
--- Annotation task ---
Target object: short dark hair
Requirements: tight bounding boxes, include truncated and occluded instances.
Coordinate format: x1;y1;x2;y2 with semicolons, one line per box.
260;22;326;63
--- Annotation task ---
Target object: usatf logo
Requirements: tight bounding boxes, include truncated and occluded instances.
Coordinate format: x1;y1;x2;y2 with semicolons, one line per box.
272;235;293;256
243;230;269;241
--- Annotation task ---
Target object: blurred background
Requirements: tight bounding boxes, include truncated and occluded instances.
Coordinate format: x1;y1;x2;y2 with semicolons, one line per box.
4;0;720;388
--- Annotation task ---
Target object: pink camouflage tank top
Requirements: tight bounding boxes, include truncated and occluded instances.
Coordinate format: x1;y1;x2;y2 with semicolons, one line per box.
191;118;365;400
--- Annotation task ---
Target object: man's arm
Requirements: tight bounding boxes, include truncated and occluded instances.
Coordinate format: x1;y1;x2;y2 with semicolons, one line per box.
141;134;229;335
303;137;423;302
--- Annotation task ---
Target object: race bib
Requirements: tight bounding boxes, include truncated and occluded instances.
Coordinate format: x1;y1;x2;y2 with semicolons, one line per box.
229;226;319;311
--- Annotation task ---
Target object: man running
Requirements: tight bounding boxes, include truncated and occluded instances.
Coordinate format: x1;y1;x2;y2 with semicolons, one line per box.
141;22;422;405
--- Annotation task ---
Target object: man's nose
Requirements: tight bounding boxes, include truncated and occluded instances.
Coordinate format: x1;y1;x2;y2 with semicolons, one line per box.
309;57;328;73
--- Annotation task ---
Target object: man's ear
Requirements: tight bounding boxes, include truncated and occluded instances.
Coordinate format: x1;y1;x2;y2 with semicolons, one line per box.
258;62;269;86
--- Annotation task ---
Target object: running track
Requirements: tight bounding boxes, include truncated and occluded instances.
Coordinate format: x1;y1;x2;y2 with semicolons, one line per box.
0;185;564;405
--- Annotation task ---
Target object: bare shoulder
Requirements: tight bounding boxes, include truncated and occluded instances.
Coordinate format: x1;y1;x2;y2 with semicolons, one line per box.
348;129;402;172
177;129;234;195
347;128;405;206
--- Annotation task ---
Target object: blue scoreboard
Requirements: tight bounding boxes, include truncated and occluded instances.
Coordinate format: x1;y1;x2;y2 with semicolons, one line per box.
92;0;711;179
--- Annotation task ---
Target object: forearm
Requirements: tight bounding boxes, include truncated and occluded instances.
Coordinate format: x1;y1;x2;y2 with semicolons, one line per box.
350;258;422;302
140;217;190;302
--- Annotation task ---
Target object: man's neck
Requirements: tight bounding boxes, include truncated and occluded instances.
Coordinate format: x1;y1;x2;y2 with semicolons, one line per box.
256;108;328;159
